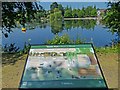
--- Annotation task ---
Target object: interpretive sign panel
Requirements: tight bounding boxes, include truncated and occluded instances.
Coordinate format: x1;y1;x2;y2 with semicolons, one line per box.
19;44;108;89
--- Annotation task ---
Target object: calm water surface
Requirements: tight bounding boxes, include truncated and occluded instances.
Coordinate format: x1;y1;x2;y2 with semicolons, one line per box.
2;20;117;50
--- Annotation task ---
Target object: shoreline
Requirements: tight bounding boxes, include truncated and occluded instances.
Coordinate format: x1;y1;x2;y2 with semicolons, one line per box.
64;17;99;20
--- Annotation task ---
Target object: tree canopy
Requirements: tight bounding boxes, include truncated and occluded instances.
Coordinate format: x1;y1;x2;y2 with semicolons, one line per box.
103;1;120;32
64;5;97;18
2;2;44;37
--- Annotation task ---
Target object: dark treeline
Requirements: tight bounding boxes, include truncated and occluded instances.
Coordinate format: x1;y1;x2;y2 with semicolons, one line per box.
64;5;97;18
49;2;97;21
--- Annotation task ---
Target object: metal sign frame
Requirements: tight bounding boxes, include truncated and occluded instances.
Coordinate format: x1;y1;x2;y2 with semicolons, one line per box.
19;43;108;90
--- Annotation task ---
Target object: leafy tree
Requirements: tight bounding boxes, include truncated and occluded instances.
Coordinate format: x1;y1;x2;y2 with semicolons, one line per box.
72;9;78;18
50;2;58;13
91;9;97;17
85;6;93;17
46;34;83;45
91;6;97;17
54;11;62;20
46;34;71;44
58;4;64;16
64;10;72;18
103;1;120;44
50;8;62;21
77;9;84;18
2;2;43;37
65;5;69;10
81;7;85;17
104;1;120;33
50;13;55;21
64;6;72;18
35;10;46;19
53;8;60;12
50;2;64;19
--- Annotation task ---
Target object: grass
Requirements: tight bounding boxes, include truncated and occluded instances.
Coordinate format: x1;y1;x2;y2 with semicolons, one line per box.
96;51;118;89
2;53;27;88
95;45;118;53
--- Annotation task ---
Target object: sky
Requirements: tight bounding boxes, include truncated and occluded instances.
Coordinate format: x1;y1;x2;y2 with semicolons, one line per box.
39;2;108;10
38;0;110;2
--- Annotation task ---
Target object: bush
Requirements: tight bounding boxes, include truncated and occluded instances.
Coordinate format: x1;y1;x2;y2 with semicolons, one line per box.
46;34;83;44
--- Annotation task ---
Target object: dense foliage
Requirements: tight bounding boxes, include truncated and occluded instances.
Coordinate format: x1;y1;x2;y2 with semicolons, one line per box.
49;3;64;21
103;1;120;33
46;34;83;45
2;2;44;37
64;5;97;18
49;2;97;20
103;1;120;44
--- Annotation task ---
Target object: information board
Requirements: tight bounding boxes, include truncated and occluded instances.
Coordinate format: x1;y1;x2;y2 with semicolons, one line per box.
19;44;108;89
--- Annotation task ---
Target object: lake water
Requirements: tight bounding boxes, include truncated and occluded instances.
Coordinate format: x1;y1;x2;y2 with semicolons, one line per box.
2;20;117;50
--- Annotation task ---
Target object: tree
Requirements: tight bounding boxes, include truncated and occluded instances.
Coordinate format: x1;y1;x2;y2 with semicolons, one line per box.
53;8;60;12
58;4;64;16
77;9;84;18
50;8;62;21
2;2;43;37
64;6;72;18
50;2;58;12
85;6;93;17
64;10;72;18
50;2;64;18
81;7;85;18
103;1;120;45
54;11;62;20
103;1;120;33
72;9;78;18
50;13;55;21
91;6;97;17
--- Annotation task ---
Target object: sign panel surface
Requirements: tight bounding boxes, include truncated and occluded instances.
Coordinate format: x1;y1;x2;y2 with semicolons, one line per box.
19;44;107;88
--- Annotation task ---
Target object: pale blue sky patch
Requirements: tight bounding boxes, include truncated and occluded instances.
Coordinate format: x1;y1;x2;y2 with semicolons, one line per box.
39;2;108;10
38;0;110;2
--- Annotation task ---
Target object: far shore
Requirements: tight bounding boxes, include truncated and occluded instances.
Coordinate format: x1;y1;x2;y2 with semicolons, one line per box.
64;17;102;20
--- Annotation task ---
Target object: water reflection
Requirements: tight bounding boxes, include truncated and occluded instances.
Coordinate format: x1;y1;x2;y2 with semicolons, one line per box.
2;19;117;50
50;20;64;34
64;19;96;30
2;19;97;37
50;19;97;35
